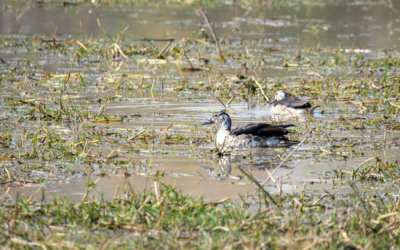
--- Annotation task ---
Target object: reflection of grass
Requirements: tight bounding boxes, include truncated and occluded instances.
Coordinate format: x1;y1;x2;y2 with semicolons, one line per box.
1;181;400;249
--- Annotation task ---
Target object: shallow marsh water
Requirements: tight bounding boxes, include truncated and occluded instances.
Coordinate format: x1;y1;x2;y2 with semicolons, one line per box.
1;0;400;203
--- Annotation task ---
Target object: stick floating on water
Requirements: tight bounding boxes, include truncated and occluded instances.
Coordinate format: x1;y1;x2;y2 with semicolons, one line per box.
196;8;225;62
260;136;308;187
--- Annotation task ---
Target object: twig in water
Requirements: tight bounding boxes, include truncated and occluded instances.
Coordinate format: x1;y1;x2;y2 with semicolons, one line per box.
26;187;43;204
187;113;195;132
98;93;111;117
250;77;269;102
216;97;228;111
260;136;307;187
80;178;101;205
254;54;263;71
281;170;293;178
133;38;175;42
196;8;225;62
96;18;114;42
154;181;159;202
112;43;128;59
265;168;281;192
157;40;173;58
238;167;277;206
353;157;376;175
116;25;130;44
227;96;235;107
176;32;195;67
62;71;71;91
4;166;11;180
382;0;398;14
183;52;195;69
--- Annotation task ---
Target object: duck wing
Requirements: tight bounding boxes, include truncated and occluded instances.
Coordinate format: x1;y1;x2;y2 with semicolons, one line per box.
275;97;311;109
231;123;294;137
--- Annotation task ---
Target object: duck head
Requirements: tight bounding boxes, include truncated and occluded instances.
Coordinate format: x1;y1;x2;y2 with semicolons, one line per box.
202;110;232;131
269;90;289;104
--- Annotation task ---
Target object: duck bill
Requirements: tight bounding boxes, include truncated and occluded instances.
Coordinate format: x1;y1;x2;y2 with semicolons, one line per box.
202;119;215;125
269;98;276;104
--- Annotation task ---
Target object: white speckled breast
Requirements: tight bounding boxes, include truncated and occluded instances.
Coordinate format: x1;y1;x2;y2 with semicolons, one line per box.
270;105;311;116
217;133;284;148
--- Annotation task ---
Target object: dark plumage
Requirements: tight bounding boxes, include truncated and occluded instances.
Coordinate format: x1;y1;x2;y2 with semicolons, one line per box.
274;97;312;109
231;123;294;137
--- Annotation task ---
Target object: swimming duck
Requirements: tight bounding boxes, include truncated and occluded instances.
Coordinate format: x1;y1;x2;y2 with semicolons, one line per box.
202;110;297;148
269;90;319;117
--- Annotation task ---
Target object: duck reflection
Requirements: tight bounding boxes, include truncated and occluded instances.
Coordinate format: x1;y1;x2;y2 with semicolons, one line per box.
202;156;237;180
201;156;293;180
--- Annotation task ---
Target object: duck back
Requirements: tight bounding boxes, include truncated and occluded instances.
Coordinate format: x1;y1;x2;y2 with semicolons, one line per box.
275;97;311;109
231;123;294;137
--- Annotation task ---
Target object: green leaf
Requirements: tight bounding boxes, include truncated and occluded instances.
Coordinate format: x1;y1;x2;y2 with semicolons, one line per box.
78;72;87;88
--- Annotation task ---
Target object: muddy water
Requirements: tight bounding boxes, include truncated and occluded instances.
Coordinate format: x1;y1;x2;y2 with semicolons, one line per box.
1;1;399;49
1;0;400;201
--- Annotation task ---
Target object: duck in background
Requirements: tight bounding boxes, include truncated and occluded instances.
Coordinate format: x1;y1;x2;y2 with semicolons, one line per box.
269;90;319;117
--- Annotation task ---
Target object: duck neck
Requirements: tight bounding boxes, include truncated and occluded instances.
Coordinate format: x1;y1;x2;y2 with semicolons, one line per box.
220;121;231;132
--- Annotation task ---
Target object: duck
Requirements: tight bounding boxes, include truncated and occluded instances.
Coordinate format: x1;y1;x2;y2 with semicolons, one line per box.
202;110;298;148
269;90;319;117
